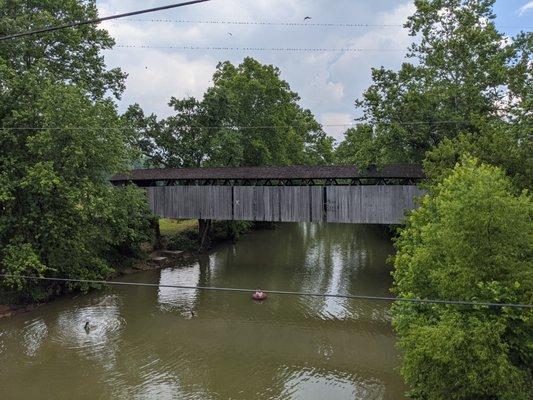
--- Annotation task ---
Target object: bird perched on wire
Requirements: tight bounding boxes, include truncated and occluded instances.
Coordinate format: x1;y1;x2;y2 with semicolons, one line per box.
304;16;312;21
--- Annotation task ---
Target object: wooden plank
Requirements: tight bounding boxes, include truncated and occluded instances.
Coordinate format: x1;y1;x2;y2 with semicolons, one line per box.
269;187;281;221
280;187;310;222
196;187;232;220
234;186;280;221
233;187;253;221
147;187;157;215
310;186;324;222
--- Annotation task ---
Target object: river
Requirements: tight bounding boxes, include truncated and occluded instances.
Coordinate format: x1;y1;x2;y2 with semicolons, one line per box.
0;223;407;399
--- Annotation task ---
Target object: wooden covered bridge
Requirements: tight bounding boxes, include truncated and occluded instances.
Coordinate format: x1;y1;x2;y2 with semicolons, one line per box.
111;164;425;225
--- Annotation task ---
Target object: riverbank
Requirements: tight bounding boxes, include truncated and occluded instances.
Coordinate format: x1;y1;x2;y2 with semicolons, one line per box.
0;247;193;319
0;219;270;319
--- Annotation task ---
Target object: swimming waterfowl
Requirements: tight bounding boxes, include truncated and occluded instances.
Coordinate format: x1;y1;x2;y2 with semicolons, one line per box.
84;321;96;333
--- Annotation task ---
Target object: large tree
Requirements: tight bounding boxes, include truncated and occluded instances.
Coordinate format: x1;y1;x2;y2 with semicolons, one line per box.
341;2;533;397
126;57;334;168
0;0;125;97
0;1;151;301
335;0;531;189
392;158;532;399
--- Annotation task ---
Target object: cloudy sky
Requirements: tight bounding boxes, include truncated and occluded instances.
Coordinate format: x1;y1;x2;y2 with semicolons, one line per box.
97;0;532;141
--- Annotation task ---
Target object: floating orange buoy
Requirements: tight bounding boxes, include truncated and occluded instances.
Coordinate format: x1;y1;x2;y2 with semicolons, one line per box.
252;290;267;301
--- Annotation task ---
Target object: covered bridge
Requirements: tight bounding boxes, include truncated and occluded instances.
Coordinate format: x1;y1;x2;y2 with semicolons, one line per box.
111;164;425;224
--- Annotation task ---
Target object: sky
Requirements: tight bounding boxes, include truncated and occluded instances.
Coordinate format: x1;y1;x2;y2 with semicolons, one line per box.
97;0;533;142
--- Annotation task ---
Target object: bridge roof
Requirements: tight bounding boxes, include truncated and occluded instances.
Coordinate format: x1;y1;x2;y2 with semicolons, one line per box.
111;164;424;183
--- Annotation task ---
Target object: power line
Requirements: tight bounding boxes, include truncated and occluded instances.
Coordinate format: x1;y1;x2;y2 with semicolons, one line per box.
0;0;211;42
0;121;477;131
114;44;405;52
116;18;533;30
1;275;531;309
124;19;406;28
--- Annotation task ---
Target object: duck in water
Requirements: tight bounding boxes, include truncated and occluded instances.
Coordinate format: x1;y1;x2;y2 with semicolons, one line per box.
84;321;96;333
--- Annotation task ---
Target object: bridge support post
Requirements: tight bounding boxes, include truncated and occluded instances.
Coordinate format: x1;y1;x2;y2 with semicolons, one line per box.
151;217;162;249
198;218;212;252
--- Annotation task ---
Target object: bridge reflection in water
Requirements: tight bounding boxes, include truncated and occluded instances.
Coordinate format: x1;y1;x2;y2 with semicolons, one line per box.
112;164;425;225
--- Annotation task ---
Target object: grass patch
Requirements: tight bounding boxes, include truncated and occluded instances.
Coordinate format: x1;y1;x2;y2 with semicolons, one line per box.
159;219;198;236
160;220;254;252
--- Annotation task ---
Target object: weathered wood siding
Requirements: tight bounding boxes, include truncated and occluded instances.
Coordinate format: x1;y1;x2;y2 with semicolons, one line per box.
234;187;278;221
325;186;423;224
147;185;424;224
148;186;232;220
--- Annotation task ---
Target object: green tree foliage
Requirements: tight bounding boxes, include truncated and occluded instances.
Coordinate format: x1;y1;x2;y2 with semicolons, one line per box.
335;0;531;185
334;124;376;167
0;1;152;302
125;57;334;167
0;0;125;98
424;118;533;190
392;158;532;399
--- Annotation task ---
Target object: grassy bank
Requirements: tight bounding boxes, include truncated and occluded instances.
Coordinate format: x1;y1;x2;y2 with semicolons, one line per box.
159;219;256;252
159;219;198;236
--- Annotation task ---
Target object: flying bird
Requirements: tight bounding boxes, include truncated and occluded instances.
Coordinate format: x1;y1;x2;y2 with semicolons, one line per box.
304;16;312;21
227;32;232;37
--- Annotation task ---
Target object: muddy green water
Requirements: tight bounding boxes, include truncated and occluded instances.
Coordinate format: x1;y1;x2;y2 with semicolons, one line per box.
0;223;407;400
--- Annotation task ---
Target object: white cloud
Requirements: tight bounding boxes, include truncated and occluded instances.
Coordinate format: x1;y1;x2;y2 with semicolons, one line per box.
96;0;415;138
116;51;216;117
518;1;533;15
320;112;355;142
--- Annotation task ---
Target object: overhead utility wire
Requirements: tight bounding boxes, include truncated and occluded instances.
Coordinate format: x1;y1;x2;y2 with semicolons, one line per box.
114;45;405;52
121;18;532;30
1;275;531;309
125;19;406;27
0;0;211;41
0;121;478;131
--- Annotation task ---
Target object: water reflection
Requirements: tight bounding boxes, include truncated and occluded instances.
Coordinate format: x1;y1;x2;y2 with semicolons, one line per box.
158;264;200;315
0;329;6;356
279;367;386;400
0;223;406;399
22;318;48;357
